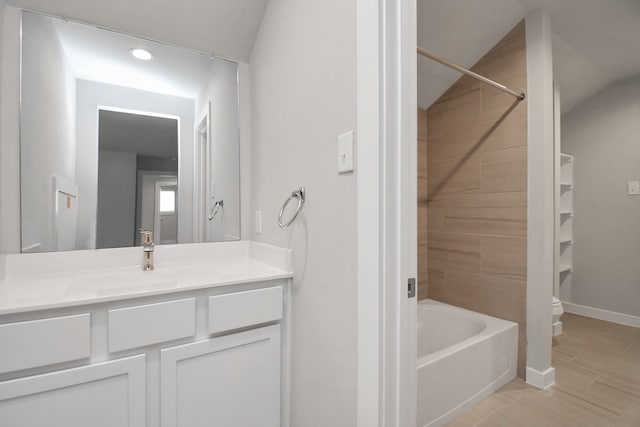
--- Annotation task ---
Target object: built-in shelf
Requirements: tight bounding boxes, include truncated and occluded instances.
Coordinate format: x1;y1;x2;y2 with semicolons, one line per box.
560;153;574;164
559;265;572;274
557;152;574;297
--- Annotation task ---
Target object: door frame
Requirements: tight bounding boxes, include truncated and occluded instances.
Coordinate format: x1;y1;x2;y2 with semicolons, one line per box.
193;102;211;243
356;0;417;425
153;179;178;245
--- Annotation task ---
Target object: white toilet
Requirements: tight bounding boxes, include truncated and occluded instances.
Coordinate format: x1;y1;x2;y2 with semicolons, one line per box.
552;296;564;336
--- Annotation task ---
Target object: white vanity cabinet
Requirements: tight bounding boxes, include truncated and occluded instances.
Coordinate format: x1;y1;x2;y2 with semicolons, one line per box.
0;355;146;427
0;280;288;427
161;325;281;427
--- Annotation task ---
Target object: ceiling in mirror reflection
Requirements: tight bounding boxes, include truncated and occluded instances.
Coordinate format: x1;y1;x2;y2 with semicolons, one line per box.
99;111;178;158
417;0;640;113
51;18;214;98
8;0;269;61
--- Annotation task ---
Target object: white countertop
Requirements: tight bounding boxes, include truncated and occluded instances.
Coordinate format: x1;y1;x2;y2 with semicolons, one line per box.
0;241;292;315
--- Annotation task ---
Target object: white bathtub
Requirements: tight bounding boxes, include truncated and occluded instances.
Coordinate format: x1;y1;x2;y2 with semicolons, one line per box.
417;299;518;427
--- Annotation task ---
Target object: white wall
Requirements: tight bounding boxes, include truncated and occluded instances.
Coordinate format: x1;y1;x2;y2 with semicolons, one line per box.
75;80;194;249
196;59;241;241
96;150;136;248
562;76;640;318
525;9;555;389
249;0;357;425
20;11;76;252
0;3;22;255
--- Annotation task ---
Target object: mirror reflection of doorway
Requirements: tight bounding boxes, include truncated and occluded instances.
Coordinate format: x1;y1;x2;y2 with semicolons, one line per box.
154;180;178;244
96;108;179;249
193;108;209;243
193;102;219;243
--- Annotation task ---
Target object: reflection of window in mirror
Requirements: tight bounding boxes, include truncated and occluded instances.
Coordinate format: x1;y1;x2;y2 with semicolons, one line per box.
160;190;176;213
19;10;241;253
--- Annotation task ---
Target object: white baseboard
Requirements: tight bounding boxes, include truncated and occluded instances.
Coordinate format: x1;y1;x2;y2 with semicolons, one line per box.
563;302;640;328
526;366;555;390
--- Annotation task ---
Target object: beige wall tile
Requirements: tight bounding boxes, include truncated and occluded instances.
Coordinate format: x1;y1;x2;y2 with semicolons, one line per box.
427;154;482;197
426;134;446;166
418;280;429;301
437;102;481;136
418;107;428;141
426;268;445;299
441;125;487;162
482;89;527;112
418;201;428;232
423;20;528;376
437;75;481;103
417;108;428;201
418;141;428;201
475;57;526;93
445;192;527;236
426;197;445;230
482;235;527;279
427;111;445;141
418;230;428;300
430;86;482;115
478;112;527;152
428;232;482;272
481;146;528;193
437;269;525;320
418;231;427;264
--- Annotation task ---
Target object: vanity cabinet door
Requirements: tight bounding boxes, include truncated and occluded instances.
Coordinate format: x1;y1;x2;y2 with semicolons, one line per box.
0;355;145;427
160;324;281;427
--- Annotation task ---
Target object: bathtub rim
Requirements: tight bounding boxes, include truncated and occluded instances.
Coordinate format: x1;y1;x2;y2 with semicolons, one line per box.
417;299;518;369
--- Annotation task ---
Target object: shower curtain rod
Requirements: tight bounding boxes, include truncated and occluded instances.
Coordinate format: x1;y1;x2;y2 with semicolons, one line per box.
417;46;526;101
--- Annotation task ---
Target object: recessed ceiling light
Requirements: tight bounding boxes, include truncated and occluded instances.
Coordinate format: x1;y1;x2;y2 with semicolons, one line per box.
130;48;154;61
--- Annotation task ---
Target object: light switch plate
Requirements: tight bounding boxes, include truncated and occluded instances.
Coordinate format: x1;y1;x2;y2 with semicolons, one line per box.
628;181;640;196
338;131;355;174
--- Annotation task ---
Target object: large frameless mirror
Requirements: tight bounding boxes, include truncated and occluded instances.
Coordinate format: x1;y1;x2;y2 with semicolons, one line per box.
20;11;241;252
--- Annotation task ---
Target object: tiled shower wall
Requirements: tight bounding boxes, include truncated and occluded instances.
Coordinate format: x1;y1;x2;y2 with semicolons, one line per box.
418;21;528;377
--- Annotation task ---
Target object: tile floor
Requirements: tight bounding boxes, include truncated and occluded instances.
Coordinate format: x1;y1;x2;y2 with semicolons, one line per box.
445;313;640;426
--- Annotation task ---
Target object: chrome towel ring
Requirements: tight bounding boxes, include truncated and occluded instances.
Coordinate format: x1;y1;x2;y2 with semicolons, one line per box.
278;187;305;227
208;200;223;221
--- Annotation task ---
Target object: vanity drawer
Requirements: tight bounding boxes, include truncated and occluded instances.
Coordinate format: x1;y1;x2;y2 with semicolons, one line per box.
108;298;195;352
208;286;283;334
0;314;91;374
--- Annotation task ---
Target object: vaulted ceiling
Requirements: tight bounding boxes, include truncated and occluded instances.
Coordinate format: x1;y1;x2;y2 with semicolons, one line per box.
418;0;640;113
10;0;639;113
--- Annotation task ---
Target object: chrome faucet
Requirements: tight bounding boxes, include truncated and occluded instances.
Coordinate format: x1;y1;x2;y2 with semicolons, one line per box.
140;229;154;271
